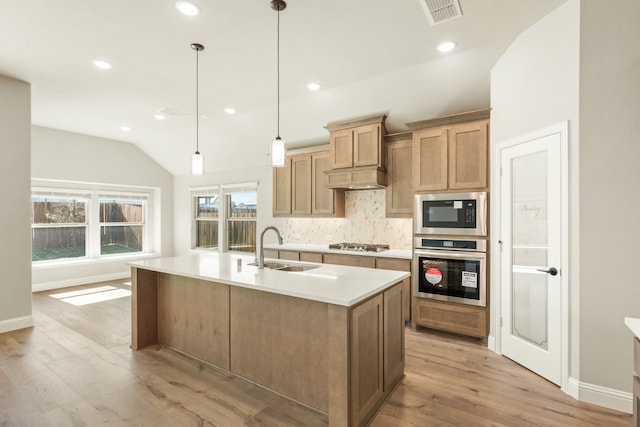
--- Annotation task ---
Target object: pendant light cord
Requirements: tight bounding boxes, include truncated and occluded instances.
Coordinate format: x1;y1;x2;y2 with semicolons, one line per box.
195;47;200;154
276;8;281;139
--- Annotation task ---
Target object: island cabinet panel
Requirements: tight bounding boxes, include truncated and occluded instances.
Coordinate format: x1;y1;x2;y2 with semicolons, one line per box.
383;283;405;391
229;287;330;412
635;337;639;426
350;294;384;427
157;273;230;369
131;268;158;350
376;258;411;323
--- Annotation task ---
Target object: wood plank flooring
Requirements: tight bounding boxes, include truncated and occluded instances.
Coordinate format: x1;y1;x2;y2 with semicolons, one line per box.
0;280;633;426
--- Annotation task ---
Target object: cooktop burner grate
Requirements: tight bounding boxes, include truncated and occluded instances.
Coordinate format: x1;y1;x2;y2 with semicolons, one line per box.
328;243;390;252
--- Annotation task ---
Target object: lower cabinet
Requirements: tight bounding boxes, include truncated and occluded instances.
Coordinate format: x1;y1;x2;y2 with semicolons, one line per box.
412;298;487;338
375;258;411;323
323;253;376;268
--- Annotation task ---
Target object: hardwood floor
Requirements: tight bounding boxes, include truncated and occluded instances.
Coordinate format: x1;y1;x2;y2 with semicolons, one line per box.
0;280;633;426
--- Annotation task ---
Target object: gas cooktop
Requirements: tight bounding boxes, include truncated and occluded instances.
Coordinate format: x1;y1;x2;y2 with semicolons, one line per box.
328;243;390;252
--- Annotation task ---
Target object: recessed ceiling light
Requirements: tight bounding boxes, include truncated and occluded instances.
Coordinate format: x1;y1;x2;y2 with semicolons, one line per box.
437;41;456;53
93;60;112;70
154;114;166;120
307;82;321;91
120;126;131;132
175;0;200;16
224;107;236;115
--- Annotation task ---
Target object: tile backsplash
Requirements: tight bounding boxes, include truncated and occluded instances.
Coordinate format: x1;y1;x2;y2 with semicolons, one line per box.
281;189;412;249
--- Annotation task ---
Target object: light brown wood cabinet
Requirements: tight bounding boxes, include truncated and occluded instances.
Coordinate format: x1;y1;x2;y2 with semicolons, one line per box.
329;122;384;170
323;253;376;268
273;147;345;217
385;134;413;217
272;157;292;215
291;155;312;215
409;109;490;192
413;120;488;192
376;257;411;323
412;298;487;338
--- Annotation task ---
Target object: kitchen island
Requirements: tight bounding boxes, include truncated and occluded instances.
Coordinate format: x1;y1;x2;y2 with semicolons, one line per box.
129;253;409;427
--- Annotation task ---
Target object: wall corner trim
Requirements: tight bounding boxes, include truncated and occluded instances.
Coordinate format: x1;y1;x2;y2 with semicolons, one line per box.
567;377;633;414
0;315;34;334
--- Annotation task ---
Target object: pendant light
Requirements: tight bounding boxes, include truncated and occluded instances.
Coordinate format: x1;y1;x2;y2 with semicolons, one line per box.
191;43;205;175
270;0;286;168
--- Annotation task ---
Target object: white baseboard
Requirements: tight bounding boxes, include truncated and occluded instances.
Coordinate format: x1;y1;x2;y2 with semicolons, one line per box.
32;272;130;293
0;315;34;334
567;377;633;414
487;334;497;352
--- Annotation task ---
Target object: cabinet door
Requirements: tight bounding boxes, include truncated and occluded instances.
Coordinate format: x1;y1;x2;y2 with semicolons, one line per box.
323;253;376;268
383;283;404;392
350;294;384;426
291;155;312;215
376;258;411;323
448;120;488;190
330;129;353;169
413;127;448;191
413;298;487;338
272;157;292;215
385;139;413;217
354;124;381;167
311;151;334;215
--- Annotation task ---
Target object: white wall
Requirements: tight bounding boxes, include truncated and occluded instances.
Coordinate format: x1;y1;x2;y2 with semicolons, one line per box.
0;75;33;332
491;0;640;411
31;126;174;290
578;0;640;394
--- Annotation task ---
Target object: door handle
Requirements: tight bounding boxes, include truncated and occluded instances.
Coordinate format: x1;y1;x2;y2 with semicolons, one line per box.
537;267;558;276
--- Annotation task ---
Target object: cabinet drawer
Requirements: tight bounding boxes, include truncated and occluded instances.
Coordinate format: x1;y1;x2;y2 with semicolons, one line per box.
300;252;323;263
413;298;487;338
634;337;640;375
279;250;300;261
323;253;376;268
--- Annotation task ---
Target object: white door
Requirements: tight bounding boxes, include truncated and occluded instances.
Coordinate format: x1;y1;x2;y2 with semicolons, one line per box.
499;126;566;386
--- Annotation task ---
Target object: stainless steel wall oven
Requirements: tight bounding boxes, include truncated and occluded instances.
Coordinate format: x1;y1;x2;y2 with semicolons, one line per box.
413;238;486;307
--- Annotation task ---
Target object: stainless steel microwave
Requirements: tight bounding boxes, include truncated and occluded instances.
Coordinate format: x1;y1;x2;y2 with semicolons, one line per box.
414;192;487;236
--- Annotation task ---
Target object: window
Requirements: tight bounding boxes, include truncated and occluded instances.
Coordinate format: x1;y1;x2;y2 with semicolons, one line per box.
99;198;145;255
194;195;219;249
32;183;155;263
192;182;257;253
31;196;88;261
226;192;257;253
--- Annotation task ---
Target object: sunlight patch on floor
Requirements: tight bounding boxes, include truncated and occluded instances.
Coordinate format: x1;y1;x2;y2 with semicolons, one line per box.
50;285;131;306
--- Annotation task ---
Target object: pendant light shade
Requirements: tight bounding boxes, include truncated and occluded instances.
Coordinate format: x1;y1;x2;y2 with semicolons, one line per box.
271;136;285;167
190;43;205;176
271;0;287;168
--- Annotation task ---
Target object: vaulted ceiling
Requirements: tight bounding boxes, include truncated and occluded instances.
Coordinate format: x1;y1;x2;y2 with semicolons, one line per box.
0;0;565;175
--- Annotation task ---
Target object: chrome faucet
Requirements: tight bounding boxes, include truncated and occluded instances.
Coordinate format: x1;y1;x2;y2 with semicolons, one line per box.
258;226;284;269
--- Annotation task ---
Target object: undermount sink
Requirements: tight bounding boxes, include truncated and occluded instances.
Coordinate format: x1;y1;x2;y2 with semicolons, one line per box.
247;261;319;272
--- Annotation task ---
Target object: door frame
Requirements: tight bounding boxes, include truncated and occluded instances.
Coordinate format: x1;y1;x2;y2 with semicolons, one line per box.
490;121;570;392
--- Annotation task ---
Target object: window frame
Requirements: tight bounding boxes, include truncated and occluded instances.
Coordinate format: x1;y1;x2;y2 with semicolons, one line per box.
191;182;258;253
31;183;156;265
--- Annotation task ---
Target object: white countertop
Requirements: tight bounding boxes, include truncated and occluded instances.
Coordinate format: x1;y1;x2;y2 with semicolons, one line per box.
625;317;640;338
264;242;412;260
129;253;409;307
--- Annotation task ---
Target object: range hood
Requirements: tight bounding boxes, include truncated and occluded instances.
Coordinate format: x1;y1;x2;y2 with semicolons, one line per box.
325;166;387;190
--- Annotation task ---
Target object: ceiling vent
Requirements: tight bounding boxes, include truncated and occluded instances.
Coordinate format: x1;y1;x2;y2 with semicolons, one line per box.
419;0;463;25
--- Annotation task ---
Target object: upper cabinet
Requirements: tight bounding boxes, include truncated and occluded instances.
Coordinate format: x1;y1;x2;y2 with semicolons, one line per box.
385;133;413;218
273;146;345;218
325;115;387;189
409;109;490;192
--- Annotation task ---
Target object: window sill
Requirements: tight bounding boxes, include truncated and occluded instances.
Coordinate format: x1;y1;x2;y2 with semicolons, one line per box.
32;252;161;270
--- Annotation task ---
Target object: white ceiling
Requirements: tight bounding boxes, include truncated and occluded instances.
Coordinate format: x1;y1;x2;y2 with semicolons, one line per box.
0;0;565;176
